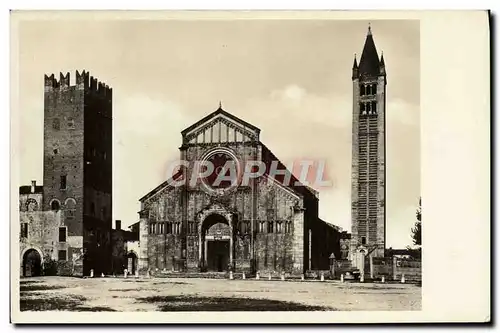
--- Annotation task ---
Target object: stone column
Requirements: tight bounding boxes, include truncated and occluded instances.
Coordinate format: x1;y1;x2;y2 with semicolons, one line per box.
393;256;398;280
229;235;233;266
138;210;149;274
204;239;208;266
369;255;374;279
359;250;365;281
198;228;203;269
292;208;304;274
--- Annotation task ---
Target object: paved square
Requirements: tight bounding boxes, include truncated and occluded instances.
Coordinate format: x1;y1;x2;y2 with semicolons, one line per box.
20;276;421;312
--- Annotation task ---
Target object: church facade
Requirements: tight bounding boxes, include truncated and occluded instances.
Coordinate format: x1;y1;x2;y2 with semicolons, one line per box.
137;108;342;275
19;25;388;278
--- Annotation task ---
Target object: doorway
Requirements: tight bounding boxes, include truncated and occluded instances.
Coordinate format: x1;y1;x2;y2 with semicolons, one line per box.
207;240;229;272
127;252;138;274
23;249;42;277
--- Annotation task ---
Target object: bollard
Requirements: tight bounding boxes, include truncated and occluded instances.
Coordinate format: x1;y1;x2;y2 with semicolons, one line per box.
146;269;150;279
381;275;385;283
256;271;260;280
135;270;139;278
340;274;344;283
360;273;364;283
268;273;272;281
301;274;305;281
90;269;94;278
281;272;285;281
101;273;104;278
124;269;128;279
229;271;234;280
242;272;246;280
320;272;325;282
401;274;405;284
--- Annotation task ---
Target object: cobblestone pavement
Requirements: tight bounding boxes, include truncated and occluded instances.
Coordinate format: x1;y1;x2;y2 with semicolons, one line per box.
19;276;421;312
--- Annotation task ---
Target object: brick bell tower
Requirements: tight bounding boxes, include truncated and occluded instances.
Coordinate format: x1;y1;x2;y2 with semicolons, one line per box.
350;25;387;264
43;71;112;276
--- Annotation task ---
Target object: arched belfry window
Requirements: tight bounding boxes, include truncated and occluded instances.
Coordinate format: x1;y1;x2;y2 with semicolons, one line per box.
50;199;61;211
65;198;76;218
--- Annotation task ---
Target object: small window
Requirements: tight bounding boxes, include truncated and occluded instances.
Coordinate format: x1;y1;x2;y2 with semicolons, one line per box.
67;118;75;129
59;227;67;242
276;222;283;233
52;119;60;130
60;175;67;190
372;84;377;95
51;200;60;211
188;222;196;234
53;148;58;155
20;223;28;238
267;221;274;233
361;236;367;245
166;222;172;234
58;250;67;261
159;223;164;234
371;101;377;114
259;222;265;233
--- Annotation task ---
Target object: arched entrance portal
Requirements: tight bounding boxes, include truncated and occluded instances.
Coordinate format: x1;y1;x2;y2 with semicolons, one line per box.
127;252;138;274
23;249;42;277
200;214;232;272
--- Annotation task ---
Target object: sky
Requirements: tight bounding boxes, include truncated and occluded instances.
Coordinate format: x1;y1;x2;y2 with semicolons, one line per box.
16;18;420;248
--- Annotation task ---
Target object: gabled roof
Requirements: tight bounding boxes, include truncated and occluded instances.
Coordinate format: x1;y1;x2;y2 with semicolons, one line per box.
260;143;317;199
181;106;260;137
139;169;183;202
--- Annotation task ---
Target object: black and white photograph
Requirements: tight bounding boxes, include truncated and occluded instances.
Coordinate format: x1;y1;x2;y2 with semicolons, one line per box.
9;10;490;324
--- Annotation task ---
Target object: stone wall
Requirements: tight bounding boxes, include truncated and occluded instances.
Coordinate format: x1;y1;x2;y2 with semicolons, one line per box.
20;210;84;276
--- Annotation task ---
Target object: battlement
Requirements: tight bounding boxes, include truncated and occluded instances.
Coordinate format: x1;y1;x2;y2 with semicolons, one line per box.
44;70;112;97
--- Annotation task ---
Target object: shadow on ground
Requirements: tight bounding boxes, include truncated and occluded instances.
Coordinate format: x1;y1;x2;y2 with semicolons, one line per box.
20;289;116;312
137;295;335;311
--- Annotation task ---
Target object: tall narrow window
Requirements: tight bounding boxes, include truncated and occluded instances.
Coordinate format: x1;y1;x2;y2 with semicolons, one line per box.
360;102;366;115
366;85;371;95
361;236;367;245
166;222;172;234
360;85;365;96
276;222;281;233
371;101;377;114
60;175;67;190
59;227;67;242
20;223;28;238
372;84;377;95
268;221;274;233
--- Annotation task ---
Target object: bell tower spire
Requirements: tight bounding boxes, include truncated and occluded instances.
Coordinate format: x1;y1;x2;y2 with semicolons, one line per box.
350;24;387;262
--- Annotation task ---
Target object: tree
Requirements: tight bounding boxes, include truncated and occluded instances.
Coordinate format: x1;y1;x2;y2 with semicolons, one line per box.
411;197;422;246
